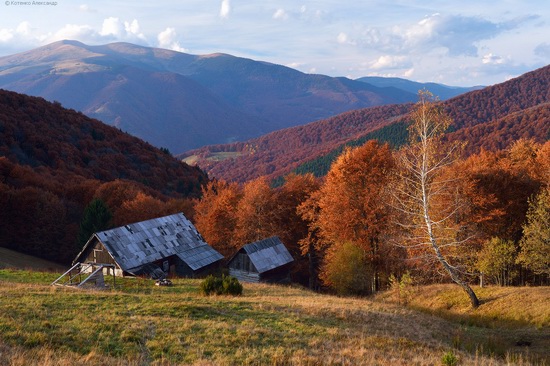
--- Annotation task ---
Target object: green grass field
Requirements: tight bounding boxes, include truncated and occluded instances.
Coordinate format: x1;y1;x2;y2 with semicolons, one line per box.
0;269;548;365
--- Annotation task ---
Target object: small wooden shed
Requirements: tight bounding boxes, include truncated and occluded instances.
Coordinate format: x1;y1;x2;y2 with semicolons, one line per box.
227;236;294;283
73;213;223;278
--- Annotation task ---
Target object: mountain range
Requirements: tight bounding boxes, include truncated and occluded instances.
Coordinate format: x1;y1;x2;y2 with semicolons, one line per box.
183;65;550;183
0;40;478;154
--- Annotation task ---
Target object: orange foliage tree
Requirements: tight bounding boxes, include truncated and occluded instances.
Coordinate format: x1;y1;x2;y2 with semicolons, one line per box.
310;140;397;294
194;180;242;257
274;173;320;285
234;177;281;246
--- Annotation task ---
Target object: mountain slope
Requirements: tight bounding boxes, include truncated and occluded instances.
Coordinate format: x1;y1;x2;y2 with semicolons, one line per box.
183;64;550;183
0;89;207;263
0;40;422;153
0;41;266;152
182;104;412;182
11;66;267;151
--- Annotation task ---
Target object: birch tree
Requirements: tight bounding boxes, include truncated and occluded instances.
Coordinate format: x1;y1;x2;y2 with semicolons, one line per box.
393;91;480;307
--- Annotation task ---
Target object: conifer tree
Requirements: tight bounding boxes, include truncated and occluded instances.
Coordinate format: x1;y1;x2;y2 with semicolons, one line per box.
77;198;112;248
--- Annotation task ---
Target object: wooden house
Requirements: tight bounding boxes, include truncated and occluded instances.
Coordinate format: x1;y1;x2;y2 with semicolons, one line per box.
73;213;223;278
227;237;294;283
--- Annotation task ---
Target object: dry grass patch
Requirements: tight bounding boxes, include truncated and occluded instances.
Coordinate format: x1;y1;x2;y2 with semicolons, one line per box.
378;283;549;363
0;271;548;365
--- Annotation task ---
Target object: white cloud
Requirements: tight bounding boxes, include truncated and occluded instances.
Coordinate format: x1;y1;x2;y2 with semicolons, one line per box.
348;13;539;59
98;17;146;42
100;17;122;37
482;53;506;65
403;68;415;78
53;24;95;41
0;29;14;43
219;0;231;19
0;21;48;44
157;27;187;52
125;20;140;35
45;17;147;45
337;32;349;44
79;4;96;13
370;55;411;70
273;9;289;21
286;62;305;69
401;13;538;57
16;22;32;36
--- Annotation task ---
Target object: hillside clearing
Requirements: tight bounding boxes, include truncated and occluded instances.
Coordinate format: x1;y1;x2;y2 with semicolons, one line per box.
0;269;548;365
182;151;245;166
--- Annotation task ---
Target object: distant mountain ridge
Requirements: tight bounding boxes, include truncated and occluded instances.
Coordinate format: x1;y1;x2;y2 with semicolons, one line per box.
183;64;550;183
356;76;483;100
0;40;474;154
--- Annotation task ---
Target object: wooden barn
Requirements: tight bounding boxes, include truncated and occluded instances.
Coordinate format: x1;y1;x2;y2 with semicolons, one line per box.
227;236;294;283
73;213;223;278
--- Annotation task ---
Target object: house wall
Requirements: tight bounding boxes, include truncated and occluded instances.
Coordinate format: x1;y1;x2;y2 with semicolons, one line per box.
173;257;221;278
229;268;261;283
228;251;262;283
174;257;194;277
82;241;123;276
193;261;222;278
228;261;292;284
260;265;292;284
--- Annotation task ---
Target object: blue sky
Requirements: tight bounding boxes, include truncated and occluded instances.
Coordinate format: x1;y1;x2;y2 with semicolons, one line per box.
0;0;548;86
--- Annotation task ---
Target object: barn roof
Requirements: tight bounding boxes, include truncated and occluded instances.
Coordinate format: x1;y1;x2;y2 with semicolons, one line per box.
75;213;223;273
237;236;294;274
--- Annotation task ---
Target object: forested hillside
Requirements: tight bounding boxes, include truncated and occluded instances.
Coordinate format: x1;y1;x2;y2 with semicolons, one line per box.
0;89;207;263
182;104;412;182
185;64;550;183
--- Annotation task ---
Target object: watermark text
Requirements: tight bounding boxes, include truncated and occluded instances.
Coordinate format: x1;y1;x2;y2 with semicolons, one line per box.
5;1;58;6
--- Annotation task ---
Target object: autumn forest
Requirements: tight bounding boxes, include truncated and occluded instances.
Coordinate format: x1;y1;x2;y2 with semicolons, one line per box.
194;108;550;301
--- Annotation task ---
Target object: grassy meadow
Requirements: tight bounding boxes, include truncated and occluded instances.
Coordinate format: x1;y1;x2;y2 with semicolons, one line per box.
0;269;548;366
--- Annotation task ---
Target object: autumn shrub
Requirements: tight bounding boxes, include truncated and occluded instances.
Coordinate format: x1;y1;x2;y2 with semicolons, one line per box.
222;275;243;296
441;350;459;366
322;242;371;296
388;271;415;305
200;275;242;296
476;237;518;286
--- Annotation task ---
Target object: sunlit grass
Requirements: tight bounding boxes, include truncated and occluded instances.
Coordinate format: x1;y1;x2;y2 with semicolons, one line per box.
0;270;548;365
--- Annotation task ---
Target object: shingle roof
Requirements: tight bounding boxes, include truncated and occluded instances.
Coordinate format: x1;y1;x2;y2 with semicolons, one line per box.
81;213;223;273
241;236;294;274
